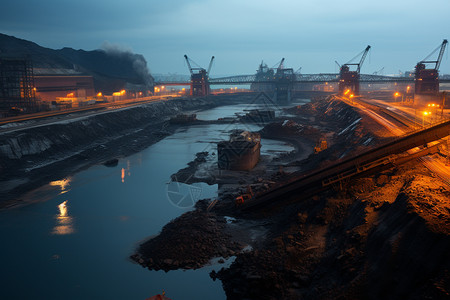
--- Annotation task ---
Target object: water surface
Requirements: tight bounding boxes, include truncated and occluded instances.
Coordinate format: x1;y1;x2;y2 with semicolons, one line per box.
0;101;301;299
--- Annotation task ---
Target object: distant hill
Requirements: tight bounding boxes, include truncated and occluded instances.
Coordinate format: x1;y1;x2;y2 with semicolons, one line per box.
0;33;154;94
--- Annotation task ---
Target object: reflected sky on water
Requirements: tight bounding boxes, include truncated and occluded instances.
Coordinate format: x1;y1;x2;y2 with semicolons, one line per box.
0;101;304;299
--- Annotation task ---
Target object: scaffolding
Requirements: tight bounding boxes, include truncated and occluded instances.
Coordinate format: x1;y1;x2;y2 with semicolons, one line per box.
0;57;36;114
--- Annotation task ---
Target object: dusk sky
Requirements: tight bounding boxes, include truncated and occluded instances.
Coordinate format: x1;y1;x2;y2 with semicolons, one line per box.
1;0;450;76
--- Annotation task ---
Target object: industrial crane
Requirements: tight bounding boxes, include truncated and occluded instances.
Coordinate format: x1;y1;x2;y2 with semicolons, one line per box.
183;55;214;96
417;39;448;71
338;45;371;96
414;39;448;98
277;58;285;72
272;58;295;103
184;55;214;76
342;45;371;74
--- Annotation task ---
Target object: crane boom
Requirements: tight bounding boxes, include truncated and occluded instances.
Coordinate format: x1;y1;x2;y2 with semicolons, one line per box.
207;56;215;75
184;54;194;76
357;45;371;73
419;39;448;70
435;39;448;71
278;58;285;70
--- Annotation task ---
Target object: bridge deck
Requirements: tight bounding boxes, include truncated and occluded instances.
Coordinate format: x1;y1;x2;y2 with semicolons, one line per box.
155;73;450;86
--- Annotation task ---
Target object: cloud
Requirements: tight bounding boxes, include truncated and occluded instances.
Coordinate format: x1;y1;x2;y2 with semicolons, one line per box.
0;0;449;74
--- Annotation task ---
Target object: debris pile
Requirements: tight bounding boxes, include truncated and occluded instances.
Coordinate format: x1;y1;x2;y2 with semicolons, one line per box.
131;210;244;271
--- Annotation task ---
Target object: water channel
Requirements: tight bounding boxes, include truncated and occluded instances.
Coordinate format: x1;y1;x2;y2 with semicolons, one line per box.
0;100;308;299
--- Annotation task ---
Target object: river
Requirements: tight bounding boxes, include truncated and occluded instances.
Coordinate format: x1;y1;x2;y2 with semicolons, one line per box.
0;100;308;299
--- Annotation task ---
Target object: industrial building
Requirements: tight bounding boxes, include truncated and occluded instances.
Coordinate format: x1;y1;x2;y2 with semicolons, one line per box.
0;57;96;115
33;68;95;104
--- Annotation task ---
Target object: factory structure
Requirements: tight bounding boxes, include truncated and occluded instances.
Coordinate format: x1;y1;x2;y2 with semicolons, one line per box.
0;57;37;114
0;56;153;117
1;39;449;117
33;68;96;102
0;56;99;116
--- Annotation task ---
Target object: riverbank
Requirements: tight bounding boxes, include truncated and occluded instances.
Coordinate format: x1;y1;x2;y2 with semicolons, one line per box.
0;93;255;208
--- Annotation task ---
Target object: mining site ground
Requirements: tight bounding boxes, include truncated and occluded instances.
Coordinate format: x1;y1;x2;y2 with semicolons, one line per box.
131;95;450;299
1;93;449;299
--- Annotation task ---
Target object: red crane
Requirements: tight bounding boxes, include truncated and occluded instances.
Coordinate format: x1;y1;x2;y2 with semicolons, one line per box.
184;55;214;96
338;45;371;95
414;39;448;98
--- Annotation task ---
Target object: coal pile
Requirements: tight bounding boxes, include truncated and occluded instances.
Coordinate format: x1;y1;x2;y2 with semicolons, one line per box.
131;210;244;271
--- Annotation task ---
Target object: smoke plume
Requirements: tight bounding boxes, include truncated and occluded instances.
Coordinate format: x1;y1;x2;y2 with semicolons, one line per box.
101;41;154;88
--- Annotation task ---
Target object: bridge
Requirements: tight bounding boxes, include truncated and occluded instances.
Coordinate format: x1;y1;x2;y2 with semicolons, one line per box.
155;72;450;102
155;41;449;102
155;73;417;86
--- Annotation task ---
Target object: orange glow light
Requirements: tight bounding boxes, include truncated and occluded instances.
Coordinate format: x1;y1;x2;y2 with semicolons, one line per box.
97;92;102;97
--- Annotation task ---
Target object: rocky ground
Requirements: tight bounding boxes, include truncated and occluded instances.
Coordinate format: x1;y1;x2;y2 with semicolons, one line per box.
131;209;245;271
132;95;450;299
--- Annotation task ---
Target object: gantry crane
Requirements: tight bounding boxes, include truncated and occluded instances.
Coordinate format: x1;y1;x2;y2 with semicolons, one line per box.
273;58;295;103
338;45;371;96
414;39;448;98
184;55;214;96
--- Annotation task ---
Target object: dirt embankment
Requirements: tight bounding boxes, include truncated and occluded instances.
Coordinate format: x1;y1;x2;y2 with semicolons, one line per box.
217;163;450;300
132;96;450;299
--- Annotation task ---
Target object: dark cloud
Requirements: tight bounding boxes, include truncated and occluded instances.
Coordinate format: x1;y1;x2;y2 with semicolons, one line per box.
1;0;449;75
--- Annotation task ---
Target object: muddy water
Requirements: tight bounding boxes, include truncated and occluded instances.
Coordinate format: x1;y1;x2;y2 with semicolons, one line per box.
0;101;304;299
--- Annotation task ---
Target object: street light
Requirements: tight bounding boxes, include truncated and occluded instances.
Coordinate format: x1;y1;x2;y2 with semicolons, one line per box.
427;103;441;122
422;111;431;127
394;92;403;103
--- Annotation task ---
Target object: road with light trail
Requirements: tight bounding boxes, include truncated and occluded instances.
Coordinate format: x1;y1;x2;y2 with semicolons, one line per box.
340;96;450;185
0;96;174;134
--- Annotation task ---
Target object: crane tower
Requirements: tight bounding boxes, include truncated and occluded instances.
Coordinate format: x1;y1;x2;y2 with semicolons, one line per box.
414;39;448;101
184;55;214;97
338;45;371;96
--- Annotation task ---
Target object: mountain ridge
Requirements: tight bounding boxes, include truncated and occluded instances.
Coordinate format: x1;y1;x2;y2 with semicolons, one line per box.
0;33;154;93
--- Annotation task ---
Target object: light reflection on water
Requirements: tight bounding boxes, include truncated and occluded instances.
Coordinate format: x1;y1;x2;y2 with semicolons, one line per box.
0;101;305;299
52;200;75;235
49;177;71;194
